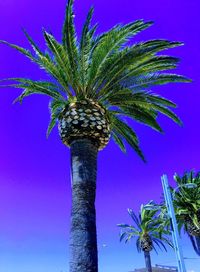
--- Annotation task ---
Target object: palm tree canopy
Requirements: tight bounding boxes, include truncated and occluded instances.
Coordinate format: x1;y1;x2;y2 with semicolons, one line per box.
172;171;200;231
0;0;191;160
117;203;172;253
154;171;200;234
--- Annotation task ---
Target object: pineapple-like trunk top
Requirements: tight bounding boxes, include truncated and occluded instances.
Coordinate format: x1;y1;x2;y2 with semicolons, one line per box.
58;99;111;150
140;234;153;252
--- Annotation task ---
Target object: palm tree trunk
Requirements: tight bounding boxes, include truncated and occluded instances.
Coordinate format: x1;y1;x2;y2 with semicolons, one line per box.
69;138;98;272
144;251;152;272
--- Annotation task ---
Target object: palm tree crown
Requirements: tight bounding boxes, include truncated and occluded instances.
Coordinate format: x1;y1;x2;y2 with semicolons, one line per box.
146;172;200;256
173;171;200;236
118;204;172;253
118;204;172;272
0;0;191;160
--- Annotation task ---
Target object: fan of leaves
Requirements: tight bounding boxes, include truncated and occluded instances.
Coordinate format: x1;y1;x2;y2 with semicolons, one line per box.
0;0;191;159
172;171;200;231
154;171;200;234
117;202;172;253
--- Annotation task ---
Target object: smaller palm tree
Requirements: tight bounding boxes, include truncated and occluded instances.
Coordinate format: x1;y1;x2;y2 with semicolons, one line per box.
118;203;172;272
172;171;200;254
173;171;200;234
155;171;200;255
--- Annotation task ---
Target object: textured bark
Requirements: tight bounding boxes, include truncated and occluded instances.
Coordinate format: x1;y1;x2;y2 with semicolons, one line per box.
144;251;152;272
69;138;98;272
140;235;153;252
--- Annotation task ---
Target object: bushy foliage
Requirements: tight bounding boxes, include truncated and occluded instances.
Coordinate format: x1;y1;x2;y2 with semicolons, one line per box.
0;0;191;159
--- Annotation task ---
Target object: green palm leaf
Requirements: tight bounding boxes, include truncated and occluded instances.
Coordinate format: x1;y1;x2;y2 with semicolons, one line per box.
42;30;75;97
87;20;153;96
110;114;145;161
172;170;200;236
125;73;191;90
0;78;64;102
79;6;96;92
22;28;43;55
96;40;184;98
47;99;68;136
115;108;162;132
0;40;37;61
62;0;79;91
112;131;126;153
150;103;182;125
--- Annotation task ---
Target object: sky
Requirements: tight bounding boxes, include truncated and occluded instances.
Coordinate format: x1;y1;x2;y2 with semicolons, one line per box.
0;0;200;271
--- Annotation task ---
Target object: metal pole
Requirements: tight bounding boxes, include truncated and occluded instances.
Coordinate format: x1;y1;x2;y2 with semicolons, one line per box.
161;174;186;272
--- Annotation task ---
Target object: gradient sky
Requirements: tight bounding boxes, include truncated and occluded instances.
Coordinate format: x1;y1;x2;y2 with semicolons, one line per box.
0;0;200;271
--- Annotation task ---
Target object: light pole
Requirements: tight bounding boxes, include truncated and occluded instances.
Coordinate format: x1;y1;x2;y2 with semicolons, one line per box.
161;174;186;272
144;175;197;272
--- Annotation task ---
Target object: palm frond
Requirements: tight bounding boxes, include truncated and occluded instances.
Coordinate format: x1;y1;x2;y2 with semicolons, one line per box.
117;223;133;228
127;208;141;229
123;73;191;90
22;28;43;55
127;55;180;77
111;107;162;133
11;32;66;88
5;32;71;92
124;232;134;243
136;237;142;252
96;40;184;98
143;92;177;108
152;243;159;254
151;103;182;125
42;30;74;96
106;88;181;130
0;40;37;61
119;231;128;242
102;88;176;108
80;6;94;50
112;131;126;153
62;0;79;93
79;6;95;92
87;20;153;96
152;237;167;252
5;78;65;103
47;99;68;136
110;113;145;161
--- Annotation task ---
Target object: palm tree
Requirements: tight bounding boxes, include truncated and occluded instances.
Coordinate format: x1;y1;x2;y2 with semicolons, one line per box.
118;204;172;272
173;171;200;255
0;0;190;271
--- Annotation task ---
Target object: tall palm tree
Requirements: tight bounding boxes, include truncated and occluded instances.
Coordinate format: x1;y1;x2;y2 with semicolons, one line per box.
118;204;172;272
173;171;200;255
0;0;190;271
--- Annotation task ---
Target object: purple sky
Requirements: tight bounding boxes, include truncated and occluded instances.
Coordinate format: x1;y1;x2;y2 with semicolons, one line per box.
0;0;200;271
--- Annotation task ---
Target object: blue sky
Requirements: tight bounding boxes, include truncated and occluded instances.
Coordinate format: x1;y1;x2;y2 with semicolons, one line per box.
0;0;200;271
